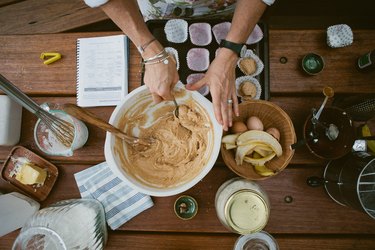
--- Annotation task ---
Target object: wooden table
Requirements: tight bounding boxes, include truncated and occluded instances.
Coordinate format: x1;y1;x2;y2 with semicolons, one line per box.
1;2;375;248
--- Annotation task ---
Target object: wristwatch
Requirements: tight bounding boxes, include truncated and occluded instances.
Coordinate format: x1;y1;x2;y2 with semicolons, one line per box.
220;39;247;57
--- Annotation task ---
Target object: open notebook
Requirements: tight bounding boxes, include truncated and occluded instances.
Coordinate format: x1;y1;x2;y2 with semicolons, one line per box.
76;34;129;107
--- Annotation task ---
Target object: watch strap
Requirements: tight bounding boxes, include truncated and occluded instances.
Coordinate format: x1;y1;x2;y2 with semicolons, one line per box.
220;39;243;57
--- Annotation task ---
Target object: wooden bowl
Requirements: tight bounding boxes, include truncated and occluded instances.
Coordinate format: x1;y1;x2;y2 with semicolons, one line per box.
221;100;297;180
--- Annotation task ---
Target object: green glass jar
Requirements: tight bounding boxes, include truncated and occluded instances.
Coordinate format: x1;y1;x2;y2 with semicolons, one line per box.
357;50;375;71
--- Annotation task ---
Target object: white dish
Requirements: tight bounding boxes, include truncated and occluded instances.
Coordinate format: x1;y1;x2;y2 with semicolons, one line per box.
104;84;222;197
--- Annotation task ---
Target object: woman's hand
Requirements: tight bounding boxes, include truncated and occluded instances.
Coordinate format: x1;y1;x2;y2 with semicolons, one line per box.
186;48;239;131
143;53;179;103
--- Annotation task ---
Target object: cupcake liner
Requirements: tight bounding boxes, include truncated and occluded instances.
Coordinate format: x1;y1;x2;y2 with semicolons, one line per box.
164;19;188;43
212;22;231;44
237;49;264;77
189;23;212;46
186;48;210;71
165;47;180;70
235;76;262;101
327;24;353;48
246;24;263;44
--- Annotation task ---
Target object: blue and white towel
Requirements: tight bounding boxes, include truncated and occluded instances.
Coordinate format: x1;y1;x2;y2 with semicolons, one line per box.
74;162;154;230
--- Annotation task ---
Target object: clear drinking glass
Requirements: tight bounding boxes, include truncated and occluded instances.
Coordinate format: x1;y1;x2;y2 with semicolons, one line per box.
12;199;107;250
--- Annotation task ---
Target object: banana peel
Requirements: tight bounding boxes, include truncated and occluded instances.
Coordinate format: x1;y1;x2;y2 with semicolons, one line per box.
362;125;375;153
244;152;276;166
222;133;240;144
235;144;257;165
237;130;282;157
225;143;237;150
254;164;275;177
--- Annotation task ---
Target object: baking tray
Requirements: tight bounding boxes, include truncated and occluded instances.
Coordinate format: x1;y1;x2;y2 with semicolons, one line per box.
1;146;58;201
143;19;269;101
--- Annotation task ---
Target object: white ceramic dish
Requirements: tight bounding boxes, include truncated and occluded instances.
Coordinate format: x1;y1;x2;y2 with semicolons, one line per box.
104;84;222;197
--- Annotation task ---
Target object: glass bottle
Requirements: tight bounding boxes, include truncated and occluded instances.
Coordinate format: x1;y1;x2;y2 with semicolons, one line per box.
357;50;375;71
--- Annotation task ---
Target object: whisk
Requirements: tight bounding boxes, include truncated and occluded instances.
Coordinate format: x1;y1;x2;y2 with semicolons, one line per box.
0;74;75;148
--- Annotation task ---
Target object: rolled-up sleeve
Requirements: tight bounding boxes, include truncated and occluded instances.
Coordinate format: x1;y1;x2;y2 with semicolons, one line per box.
84;0;109;8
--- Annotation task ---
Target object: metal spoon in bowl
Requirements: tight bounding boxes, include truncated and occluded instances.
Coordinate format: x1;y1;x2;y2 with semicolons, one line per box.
173;96;179;118
62;103;153;147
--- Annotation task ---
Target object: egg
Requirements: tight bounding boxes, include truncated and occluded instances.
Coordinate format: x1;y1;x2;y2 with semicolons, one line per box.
266;127;281;141
246;116;264;131
231;121;248;134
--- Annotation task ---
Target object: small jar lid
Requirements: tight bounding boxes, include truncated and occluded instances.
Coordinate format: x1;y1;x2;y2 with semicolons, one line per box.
224;190;269;234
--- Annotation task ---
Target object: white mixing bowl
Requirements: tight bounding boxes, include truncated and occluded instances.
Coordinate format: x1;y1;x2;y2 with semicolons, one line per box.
104;84;222;197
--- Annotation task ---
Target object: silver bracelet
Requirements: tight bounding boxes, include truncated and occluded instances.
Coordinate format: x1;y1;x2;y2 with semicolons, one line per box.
143;49;169;63
143;54;170;65
137;38;157;54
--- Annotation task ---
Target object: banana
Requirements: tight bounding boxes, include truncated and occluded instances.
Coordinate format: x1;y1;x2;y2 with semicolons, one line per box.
254;164;275;177
237;130;282;156
362;125;375;153
222;133;240;144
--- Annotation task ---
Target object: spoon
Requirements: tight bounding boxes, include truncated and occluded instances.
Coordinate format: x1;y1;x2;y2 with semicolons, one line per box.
311;86;334;124
62;103;153;146
173;96;179;118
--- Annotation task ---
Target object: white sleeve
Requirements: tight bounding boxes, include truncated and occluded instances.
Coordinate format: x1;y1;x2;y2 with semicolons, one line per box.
262;0;275;6
84;0;109;8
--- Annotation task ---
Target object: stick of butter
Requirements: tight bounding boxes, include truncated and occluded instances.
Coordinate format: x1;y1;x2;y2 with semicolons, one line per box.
15;163;47;185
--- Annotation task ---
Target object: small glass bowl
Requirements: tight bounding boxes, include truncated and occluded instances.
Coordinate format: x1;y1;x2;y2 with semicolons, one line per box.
302;53;325;75
174;195;198;220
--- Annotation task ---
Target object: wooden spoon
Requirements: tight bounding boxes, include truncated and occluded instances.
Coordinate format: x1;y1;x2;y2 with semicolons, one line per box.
62;103;153;146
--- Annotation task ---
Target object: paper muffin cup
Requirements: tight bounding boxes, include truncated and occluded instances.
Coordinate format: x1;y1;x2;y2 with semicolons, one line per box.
165;47;180;70
235;76;262;101
164;19;188;43
246;24;264;44
187;48;210;71
327;24;353;48
189;23;212;46
237;49;264;77
212;22;231;44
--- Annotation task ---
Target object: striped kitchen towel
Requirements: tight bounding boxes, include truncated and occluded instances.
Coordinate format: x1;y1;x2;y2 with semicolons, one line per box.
74;162;154;230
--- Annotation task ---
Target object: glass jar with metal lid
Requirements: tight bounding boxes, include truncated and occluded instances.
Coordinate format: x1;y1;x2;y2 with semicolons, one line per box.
215;177;270;234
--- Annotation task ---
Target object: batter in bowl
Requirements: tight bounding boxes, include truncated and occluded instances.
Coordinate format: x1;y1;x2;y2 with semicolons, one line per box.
114;96;213;188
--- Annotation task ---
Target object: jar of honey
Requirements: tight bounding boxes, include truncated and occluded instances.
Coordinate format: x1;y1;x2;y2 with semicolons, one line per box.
215;177;270;235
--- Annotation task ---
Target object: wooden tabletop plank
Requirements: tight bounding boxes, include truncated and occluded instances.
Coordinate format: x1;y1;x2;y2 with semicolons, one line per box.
269;30;375;94
0;0;107;35
1;30;374;97
2;230;375;250
0;96;331;165
2;163;374;234
0;31;144;96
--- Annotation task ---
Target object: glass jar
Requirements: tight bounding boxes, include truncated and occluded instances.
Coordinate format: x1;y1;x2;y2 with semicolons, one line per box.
215;177;270;234
233;231;279;250
12;199;107;250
